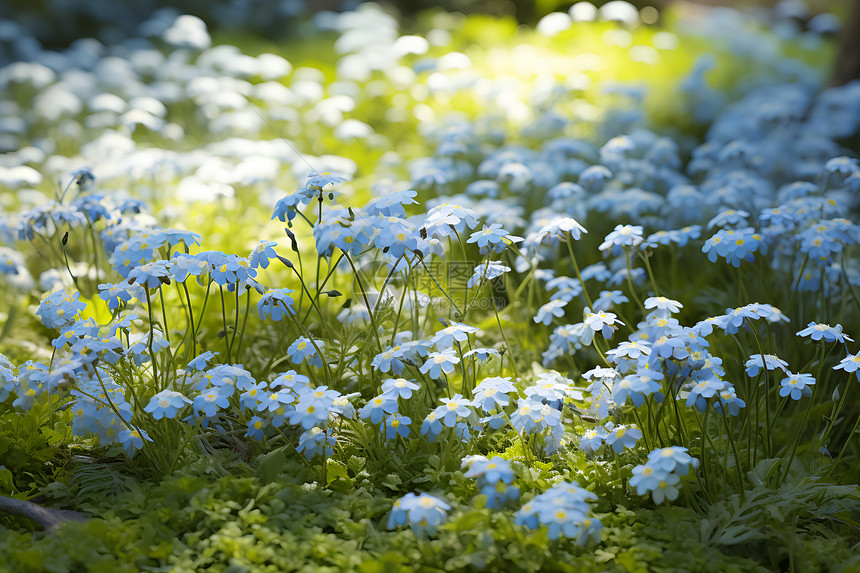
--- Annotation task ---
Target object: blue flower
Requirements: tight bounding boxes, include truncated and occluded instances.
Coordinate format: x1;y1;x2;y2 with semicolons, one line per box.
714;386;746;416
796;322;852;344
169;253;208;283
603;422;642;453
534;299;567;325
644;296;683;315
431;322;479;350
599;224;645;255
305;172;347;192
612;374;660;407
249;240;279;269
579;426;608;454
371;346;406;375
593;289;628;311
432;394;474;427
387;492;451;536
645;446;699;475
296;427;336;459
467;224;521;254
36;289;87;330
245;416;266;440
359;394;399;424
583;309;621;343
419;350;460;379
467;261;510;289
472;376;516;412
510;397;545;434
98;281;144;310
707;209;749;230
779;372;815;400
383;413;411;440
238;381;268;411
117;427;152;456
127;260;174;290
420;411;444;440
834;352;860;378
192;386;232;418
287;337;324;368
685;377;728;412
187;351;218;371
421;203;480;238
287;387;338;429
515;482;600;544
144;390;191;420
258;288;296;321
380;377;420;400
535;217;587;245
462;455;515;484
745;354;789;377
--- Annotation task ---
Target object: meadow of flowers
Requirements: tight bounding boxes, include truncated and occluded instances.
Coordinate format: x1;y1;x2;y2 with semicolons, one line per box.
1;1;859;571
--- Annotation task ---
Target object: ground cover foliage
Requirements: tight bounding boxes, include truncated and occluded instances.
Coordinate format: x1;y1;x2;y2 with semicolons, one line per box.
1;1;860;571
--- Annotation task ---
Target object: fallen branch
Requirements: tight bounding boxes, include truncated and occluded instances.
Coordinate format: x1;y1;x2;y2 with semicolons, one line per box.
0;495;88;530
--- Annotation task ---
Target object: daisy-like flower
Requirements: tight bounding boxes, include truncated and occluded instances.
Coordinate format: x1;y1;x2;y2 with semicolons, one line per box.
467;260;510;289
383;413;411;440
296;427;336;459
834;352;860;378
535;299;568;325
287;336;324;368
371;345;406;375
714;385;746;416
381;377;420;400
144;390;191;420
535;217;588;245
515;482;601;544
648;472;682;504
644;296;683;315
463;347;500;363
117;427;153;456
249;240;278;269
467;223;522;254
593;289;628;311
796;322;853;344
422;203;480;238
387;493;451;536
193;386;232;418
745;354;789;377
579;426;608;454
432;394;474;427
472;376;516;412
603;422;642;453
462;455;515;484
599;224;645;255
36;289;87;330
582;309;621;343
126;260;174;290
257;288;296;321
685;377;728;412
187;351;218;371
646;446;700;475
779;372;816;400
611;374;660;407
245;416;266;440
359;394;399;424
431;322;480;350
420;350;460;379
629;463;669;496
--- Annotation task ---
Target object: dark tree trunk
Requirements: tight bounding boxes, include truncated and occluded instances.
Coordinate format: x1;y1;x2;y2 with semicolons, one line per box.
833;0;860;86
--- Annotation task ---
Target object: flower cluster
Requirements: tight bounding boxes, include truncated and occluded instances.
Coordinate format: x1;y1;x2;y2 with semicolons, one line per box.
629;447;699;504
515;482;602;544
